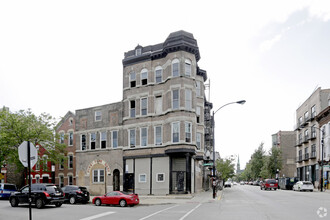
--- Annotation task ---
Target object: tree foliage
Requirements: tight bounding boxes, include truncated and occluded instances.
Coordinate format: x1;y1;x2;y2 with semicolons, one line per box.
0;108;67;172
216;157;235;182
241;143;282;180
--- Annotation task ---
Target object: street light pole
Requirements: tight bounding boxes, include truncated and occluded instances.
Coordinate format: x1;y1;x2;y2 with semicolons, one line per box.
212;100;246;199
320;128;325;192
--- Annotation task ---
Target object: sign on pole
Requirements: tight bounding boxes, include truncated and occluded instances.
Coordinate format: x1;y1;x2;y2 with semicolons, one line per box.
18;141;38;168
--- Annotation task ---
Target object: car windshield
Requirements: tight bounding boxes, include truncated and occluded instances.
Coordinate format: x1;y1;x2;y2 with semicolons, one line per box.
303;182;312;185
267;180;276;184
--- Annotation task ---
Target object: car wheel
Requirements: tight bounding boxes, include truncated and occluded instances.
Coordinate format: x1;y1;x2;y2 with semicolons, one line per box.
36;198;44;209
119;199;127;207
69;196;76;204
95;199;101;206
55;202;62;207
10;198;18;207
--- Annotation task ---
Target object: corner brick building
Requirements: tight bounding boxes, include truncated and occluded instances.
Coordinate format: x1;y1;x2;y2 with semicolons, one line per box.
60;31;211;195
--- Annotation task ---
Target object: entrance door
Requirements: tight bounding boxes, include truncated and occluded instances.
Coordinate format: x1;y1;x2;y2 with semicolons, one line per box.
177;171;185;192
113;169;120;191
124;173;134;193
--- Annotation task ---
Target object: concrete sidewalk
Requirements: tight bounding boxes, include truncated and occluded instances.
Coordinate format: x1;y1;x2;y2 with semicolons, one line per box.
138;190;223;206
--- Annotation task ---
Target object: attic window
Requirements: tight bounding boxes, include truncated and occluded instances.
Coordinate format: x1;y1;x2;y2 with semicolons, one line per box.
136;48;142;56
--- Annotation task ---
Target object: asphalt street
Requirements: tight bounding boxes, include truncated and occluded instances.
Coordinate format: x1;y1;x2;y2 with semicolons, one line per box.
1;185;329;220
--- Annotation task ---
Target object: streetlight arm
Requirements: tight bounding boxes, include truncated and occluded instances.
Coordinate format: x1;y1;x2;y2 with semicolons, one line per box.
213;100;246;115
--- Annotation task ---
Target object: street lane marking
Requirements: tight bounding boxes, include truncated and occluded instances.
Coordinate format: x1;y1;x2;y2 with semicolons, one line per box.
79;211;115;220
179;203;202;220
138;205;179;220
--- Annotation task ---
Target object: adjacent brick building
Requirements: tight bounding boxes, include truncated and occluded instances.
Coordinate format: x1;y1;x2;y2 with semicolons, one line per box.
272;131;296;178
55;111;76;187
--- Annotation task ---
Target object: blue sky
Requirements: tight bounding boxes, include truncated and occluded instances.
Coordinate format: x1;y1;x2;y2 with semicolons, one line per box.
1;0;330;169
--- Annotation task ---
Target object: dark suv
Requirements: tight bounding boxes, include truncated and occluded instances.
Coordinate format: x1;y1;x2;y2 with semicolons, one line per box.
260;179;278;190
61;185;90;204
9;183;65;208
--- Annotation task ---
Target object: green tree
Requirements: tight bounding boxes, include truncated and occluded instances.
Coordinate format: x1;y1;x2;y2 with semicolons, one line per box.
0;108;67;184
250;143;266;179
267;146;282;178
216;157;235;182
260;156;270;179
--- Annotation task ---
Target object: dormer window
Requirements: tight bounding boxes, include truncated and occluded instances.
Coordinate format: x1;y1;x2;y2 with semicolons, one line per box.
135;48;142;56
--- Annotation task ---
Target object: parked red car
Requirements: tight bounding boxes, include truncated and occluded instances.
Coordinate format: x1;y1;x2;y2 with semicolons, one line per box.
260;179;278;190
92;191;139;207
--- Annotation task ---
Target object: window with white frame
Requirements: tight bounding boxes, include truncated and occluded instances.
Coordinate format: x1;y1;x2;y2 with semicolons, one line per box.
156;173;165;182
196;107;201;123
69;131;73;146
155;66;162;83
101;131;106;149
68;175;73;185
185;122;192;143
155;125;162;145
93;169;104;183
196;132;202;150
172;59;179;77
135;48;142;56
112;131;118;148
155;95;162;114
68;155;73;169
60;132;64;144
185;59;191;76
311;125;316;138
172;122;180;143
130;72;136;88
81;134;86;150
196;81;201;97
141;98;147;116
185;89;192;110
139;174;147;183
141;127;147;147
304;111;309;122
129;129;136;147
172;89;179;110
311;105;316;118
43;155;48;171
90;133;96;149
141;69;148;85
59;158;64;170
130;100;136;118
95;111;102;121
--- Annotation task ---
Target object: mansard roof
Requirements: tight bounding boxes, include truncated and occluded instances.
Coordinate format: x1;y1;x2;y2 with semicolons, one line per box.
123;30;201;67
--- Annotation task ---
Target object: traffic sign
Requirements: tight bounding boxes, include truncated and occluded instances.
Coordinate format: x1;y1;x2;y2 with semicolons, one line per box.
203;163;214;166
18;141;38;168
0;173;4;179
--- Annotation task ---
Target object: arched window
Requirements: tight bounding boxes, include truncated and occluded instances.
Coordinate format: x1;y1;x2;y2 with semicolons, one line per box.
155;66;162;83
172;59;180;77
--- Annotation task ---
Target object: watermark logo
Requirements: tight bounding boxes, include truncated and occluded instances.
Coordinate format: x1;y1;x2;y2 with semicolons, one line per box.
317;207;327;218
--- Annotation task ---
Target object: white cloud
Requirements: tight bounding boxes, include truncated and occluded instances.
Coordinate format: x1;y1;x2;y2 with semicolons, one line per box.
259;34;282;52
